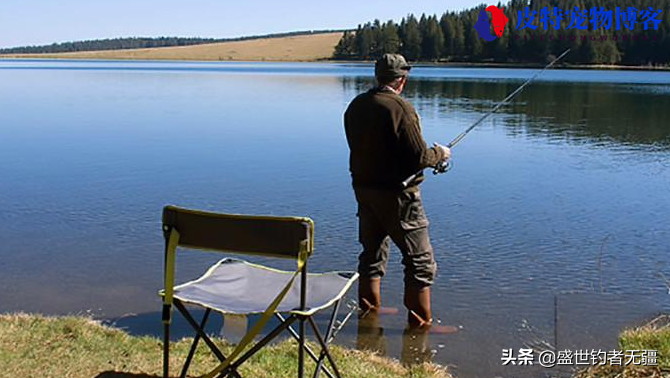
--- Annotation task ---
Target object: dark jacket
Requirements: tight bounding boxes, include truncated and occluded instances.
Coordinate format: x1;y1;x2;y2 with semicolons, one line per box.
344;87;446;190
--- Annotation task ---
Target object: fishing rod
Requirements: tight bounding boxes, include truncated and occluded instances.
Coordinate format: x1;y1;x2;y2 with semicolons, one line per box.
401;48;571;189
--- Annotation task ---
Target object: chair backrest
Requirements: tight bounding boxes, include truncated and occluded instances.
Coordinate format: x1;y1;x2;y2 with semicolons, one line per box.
162;205;313;259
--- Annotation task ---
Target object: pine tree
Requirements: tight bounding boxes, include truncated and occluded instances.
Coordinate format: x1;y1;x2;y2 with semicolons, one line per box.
378;21;401;54
356;24;374;59
599;38;621;64
400;15;422;61
452;17;466;58
420;15;444;60
440;13;455;58
370;19;383;58
334;31;358;59
464;10;483;60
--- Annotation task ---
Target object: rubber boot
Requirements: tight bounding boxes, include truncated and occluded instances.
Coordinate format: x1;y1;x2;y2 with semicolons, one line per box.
404;285;458;334
358;277;399;316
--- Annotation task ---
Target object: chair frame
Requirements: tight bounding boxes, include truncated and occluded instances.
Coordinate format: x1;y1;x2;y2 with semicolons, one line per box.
160;206;356;378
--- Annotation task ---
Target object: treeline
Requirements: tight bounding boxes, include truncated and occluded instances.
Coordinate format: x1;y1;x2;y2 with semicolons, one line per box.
334;0;670;65
0;30;345;54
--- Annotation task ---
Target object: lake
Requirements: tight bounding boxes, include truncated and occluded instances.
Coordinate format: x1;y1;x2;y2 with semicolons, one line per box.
1;60;669;378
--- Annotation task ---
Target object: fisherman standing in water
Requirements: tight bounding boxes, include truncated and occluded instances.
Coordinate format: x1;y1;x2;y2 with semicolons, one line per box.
344;53;455;333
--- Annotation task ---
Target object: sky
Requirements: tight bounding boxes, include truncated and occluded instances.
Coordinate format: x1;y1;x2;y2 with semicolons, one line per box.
0;0;476;48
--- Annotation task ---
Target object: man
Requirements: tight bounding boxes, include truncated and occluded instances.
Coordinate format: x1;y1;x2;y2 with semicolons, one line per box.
344;53;453;332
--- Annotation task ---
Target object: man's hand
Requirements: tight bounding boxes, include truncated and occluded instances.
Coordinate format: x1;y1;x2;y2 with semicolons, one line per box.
432;143;452;174
433;143;451;161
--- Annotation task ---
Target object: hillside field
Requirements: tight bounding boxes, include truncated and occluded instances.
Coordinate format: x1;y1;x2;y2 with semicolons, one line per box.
2;32;343;61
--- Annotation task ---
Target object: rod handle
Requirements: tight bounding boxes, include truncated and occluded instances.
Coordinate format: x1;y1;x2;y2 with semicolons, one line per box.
400;172;420;189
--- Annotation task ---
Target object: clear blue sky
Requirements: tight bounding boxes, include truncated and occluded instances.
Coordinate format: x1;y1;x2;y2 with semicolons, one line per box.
0;0;477;48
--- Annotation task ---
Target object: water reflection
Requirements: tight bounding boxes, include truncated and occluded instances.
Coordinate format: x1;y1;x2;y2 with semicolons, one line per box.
356;312;450;368
356;312;387;355
401;327;434;366
342;76;670;148
357;312;437;367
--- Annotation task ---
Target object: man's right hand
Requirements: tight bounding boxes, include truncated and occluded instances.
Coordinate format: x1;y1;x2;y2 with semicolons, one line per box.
433;143;451;161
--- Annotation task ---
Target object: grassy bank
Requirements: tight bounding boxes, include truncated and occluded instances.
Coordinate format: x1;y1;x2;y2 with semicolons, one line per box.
0;313;450;378
575;317;670;378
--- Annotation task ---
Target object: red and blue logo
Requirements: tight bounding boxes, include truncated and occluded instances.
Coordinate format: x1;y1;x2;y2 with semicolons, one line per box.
474;5;509;41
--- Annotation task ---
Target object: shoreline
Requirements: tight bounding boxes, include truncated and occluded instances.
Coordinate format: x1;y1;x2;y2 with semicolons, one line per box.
0;313;452;378
2;55;670;72
331;58;670;71
1;313;667;378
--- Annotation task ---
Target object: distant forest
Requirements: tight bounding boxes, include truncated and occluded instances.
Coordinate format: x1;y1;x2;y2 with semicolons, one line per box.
333;0;670;65
0;30;344;54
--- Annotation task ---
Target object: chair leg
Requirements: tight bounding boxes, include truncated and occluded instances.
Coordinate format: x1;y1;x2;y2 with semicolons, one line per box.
221;315;298;377
308;317;342;378
164;323;170;378
327;300;359;344
173;301;243;378
298;317;306;378
180;308;212;378
277;314;335;378
174;301;226;361
313;301;341;378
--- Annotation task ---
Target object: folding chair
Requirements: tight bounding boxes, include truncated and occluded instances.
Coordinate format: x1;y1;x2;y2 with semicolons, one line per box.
160;205;359;378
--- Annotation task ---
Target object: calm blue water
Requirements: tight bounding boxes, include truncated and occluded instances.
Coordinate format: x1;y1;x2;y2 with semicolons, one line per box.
1;60;669;378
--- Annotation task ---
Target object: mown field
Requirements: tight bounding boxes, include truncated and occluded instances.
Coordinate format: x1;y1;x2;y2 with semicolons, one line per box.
1;32;343;62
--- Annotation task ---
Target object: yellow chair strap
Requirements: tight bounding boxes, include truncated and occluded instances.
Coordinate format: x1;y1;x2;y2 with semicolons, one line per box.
162;229;180;325
200;248;309;378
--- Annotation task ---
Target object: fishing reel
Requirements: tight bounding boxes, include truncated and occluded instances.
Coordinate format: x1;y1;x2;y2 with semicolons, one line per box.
401;159;453;188
432;159;452;175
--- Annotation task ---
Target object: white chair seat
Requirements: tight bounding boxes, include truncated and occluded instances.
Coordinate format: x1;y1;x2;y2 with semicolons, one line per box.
169;258;358;316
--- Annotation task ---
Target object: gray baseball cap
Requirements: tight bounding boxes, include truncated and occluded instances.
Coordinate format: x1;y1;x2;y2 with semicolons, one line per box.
375;53;412;78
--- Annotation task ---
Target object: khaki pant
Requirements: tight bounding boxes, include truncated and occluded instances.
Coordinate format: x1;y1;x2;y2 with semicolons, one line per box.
354;187;437;288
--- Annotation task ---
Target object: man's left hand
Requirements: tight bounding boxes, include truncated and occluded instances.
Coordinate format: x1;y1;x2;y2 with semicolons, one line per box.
433;143;451;161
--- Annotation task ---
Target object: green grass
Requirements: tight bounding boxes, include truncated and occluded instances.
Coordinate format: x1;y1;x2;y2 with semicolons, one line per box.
575;318;670;378
0;313;451;378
